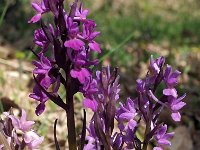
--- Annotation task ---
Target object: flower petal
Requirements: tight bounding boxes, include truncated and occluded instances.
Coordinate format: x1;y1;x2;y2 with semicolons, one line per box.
83;98;98;112
163;88;177;98
64;39;84;50
171;112;181;122
28;13;42;23
89;41;101;53
70;68;90;83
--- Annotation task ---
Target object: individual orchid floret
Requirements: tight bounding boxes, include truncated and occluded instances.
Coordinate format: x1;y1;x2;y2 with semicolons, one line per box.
81;78;98;111
29;77;49;116
149;55;165;75
34;28;50;52
71;50;87;66
78;20;101;52
74;3;89;20
153;125;174;150
65;16;79;38
70;68;91;84
30;54;60;115
148;55;165;85
1;109;43;149
136;79;146;93
164;65;181;88
24;130;44;149
149;89;186;122
29;73;60;116
167;94;186;121
29;0;51;23
64;38;85;51
83;98;98;112
32;54;52;76
5;109;35;132
115;98;139;149
116;98;137;131
162;64;181;98
82;77;98;97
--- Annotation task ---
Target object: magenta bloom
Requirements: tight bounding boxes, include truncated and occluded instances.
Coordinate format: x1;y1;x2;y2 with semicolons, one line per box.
2;109;43;149
79;20;101;52
29;0;50;23
83;98;98;112
164;65;181;88
32;54;52;75
153;125;174;150
117;99;136;120
6;109;35;132
64;39;85;51
30;54;60;115
24;131;44;149
75;3;89;20
29;0;101;117
168;94;186;121
34;28;50;52
70;68;91;83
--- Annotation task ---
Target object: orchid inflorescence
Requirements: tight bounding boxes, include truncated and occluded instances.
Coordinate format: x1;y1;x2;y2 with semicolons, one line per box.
83;56;185;150
28;0;186;150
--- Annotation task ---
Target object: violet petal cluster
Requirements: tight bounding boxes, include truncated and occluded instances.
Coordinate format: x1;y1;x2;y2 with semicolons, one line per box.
0;109;43;149
83;66;120;149
29;0;51;23
28;1;187;150
153;125;174;150
84;56;186;150
29;0;101;115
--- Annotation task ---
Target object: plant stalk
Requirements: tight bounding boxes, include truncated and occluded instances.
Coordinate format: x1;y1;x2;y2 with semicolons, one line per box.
66;91;77;150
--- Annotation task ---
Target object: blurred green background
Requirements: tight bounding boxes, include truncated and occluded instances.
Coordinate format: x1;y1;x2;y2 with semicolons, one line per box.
0;0;200;149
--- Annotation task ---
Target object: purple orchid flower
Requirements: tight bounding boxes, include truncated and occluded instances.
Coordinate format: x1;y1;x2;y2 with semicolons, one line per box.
34;28;49;52
116;98;137;121
78;20;101;52
153;125;174;150
82;77;98;97
136;79;146;93
168;94;186;121
83;98;98;112
148;55;165;84
64;38;85;51
164;65;181;88
32;54;52;75
74;3;89;20
5;109;35;132
24;130;44;149
2;109;43;149
29;0;50;23
65;16;79;38
70;68;91;83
